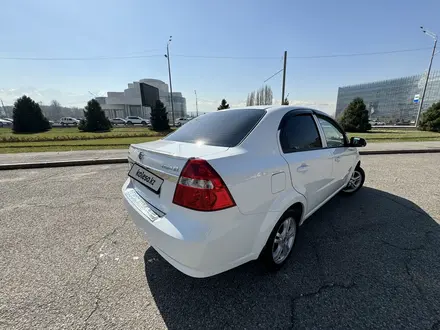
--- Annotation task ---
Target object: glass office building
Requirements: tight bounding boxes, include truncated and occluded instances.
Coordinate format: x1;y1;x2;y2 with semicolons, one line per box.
335;70;440;123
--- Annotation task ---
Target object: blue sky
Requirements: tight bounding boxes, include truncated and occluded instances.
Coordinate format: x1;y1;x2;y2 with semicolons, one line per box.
1;0;440;115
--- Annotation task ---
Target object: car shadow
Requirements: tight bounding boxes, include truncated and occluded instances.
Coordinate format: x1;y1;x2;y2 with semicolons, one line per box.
144;187;440;329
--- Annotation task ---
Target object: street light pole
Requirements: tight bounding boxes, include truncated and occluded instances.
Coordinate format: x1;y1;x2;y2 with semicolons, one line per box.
416;27;438;127
165;36;175;125
281;51;287;105
194;90;199;117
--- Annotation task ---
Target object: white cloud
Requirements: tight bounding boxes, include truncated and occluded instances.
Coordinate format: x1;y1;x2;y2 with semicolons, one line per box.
0;87;90;107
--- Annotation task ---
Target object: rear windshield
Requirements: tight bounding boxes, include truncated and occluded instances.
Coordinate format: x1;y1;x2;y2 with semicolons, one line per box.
164;109;266;147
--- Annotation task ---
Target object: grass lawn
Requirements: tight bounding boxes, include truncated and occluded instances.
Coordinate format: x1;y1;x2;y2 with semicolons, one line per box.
347;129;440;142
0;127;439;153
0;127;171;142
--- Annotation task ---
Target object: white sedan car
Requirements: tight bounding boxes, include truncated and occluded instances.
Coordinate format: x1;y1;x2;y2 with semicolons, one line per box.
123;106;366;277
0;118;12;127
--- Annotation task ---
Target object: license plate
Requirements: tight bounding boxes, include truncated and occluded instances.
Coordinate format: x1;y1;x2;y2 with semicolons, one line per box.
129;163;164;193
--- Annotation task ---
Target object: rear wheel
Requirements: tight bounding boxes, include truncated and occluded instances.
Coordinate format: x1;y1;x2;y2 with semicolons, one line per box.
341;166;365;195
259;210;298;271
127;121;133;126
141;121;147;126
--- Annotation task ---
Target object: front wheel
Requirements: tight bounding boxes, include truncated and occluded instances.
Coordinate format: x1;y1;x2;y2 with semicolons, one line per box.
341;166;365;195
259;210;298;271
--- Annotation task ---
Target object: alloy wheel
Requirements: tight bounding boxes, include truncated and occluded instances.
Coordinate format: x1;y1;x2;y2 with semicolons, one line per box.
343;169;363;193
272;217;296;264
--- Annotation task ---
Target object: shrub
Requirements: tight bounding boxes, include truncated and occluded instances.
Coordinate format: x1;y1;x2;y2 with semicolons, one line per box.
12;95;51;133
339;97;371;132
217;99;230;110
419;101;440;132
79;99;112;132
150;100;170;131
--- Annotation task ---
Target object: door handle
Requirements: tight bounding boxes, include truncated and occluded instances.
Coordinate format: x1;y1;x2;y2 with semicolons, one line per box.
297;163;309;172
334;156;341;162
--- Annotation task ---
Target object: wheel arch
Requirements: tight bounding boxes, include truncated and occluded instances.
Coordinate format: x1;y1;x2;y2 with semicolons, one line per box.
251;190;306;257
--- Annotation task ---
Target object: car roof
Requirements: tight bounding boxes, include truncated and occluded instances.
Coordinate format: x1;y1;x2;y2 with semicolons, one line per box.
221;105;332;119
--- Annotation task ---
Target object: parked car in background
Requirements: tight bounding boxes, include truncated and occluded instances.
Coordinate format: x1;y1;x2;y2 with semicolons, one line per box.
0;118;12;127
123;106;367;278
60;117;80;126
125;116;149;126
174;117;192;127
110;118;127;125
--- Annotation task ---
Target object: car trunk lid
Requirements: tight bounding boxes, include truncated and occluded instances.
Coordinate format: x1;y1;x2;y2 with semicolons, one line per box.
128;140;229;214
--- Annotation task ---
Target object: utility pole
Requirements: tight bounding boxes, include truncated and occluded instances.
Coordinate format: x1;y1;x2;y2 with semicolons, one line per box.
0;99;6;117
281;51;287;105
194;90;199;117
416;27;438;127
165;36;175;125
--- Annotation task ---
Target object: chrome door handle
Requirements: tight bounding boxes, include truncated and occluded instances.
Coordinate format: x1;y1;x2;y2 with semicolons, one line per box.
297;164;309;172
334;156;341;162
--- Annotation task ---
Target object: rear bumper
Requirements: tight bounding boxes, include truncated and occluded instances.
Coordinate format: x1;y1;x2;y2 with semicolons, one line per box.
122;179;261;278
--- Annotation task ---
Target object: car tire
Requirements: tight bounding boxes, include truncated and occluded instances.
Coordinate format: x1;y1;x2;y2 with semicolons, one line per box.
127;121;133;126
61;122;65;127
259;210;298;271
340;166;365;195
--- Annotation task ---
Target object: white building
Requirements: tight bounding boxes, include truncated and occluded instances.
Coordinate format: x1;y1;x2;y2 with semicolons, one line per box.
97;79;187;120
140;79;187;120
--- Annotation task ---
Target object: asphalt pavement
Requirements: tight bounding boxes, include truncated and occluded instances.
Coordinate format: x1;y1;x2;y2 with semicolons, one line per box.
1;154;440;329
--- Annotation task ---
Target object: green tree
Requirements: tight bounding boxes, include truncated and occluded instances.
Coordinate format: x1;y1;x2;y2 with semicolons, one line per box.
12;95;51;133
218;99;230;110
339;97;371;132
150;100;170;131
419;101;440;132
78;99;112;132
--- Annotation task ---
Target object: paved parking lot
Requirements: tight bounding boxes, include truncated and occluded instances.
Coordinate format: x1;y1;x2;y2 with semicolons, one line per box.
1;154;440;329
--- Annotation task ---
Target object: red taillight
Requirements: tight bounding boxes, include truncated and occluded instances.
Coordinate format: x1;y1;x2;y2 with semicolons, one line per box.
172;158;236;211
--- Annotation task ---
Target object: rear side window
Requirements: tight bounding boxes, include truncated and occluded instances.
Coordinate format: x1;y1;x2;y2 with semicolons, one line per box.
280;114;322;152
164;109;266;147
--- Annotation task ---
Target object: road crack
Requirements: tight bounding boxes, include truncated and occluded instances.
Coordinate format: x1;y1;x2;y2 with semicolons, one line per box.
290;281;356;329
380;239;425;251
84;216;129;287
86;216;129;253
83;288;103;329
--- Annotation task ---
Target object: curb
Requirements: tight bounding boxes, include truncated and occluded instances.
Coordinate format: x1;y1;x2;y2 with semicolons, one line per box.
359;149;440;155
0;158;127;170
1;149;440;170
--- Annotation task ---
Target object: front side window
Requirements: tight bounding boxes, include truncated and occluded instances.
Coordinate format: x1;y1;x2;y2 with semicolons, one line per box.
318;116;346;148
280;114;322;153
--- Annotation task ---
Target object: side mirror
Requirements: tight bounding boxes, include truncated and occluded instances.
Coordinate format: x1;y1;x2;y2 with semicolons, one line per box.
349;137;367;147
